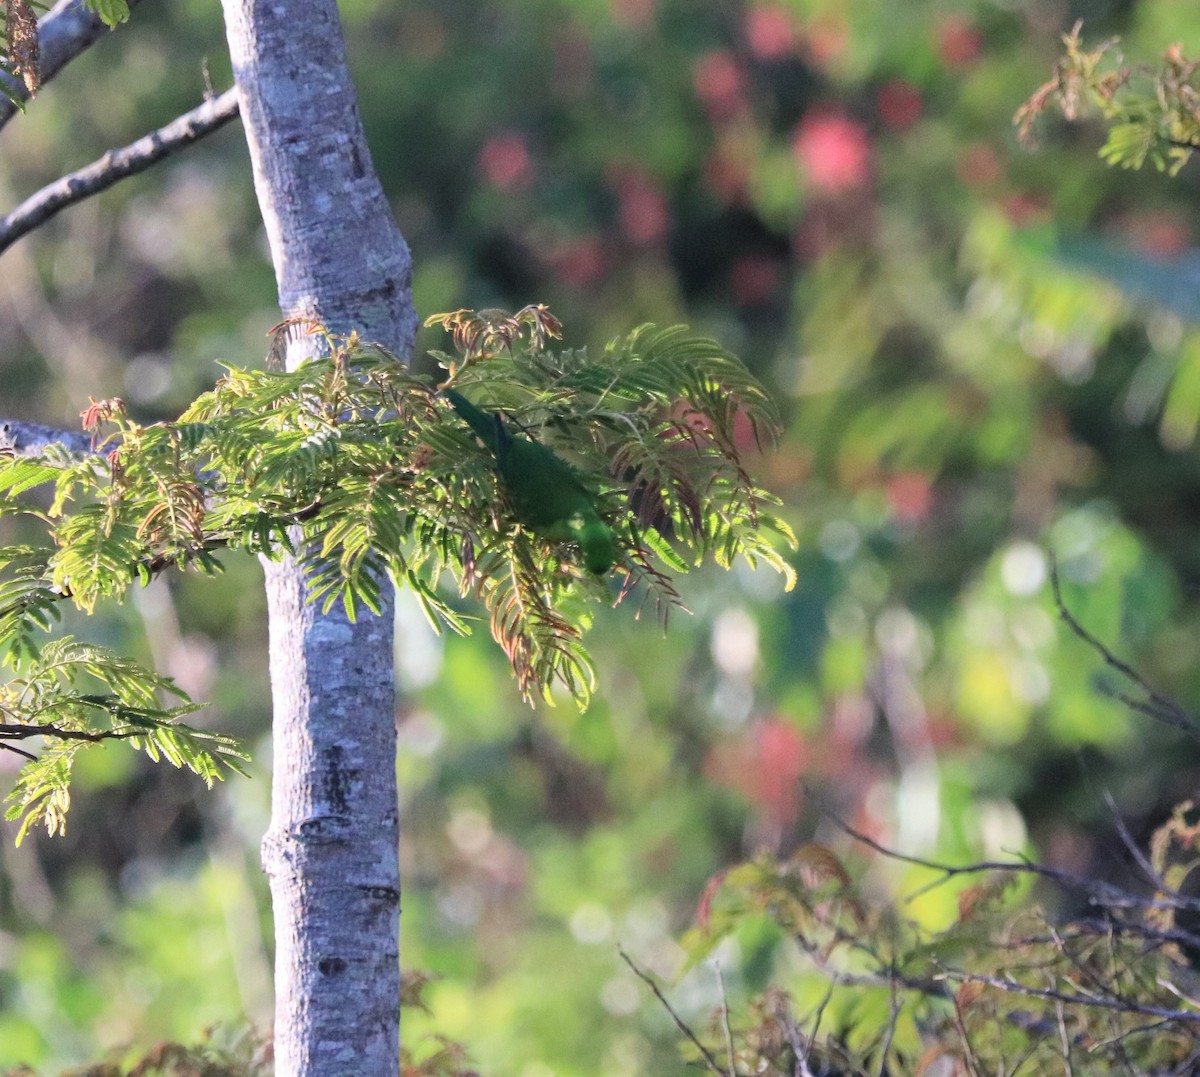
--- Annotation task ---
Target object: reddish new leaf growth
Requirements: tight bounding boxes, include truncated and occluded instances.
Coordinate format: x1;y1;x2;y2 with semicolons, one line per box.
6;0;39;94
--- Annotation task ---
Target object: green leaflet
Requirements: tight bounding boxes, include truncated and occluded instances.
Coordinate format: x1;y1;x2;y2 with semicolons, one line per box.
85;0;130;27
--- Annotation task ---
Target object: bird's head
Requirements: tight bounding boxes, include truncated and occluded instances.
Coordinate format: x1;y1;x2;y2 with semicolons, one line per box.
578;518;616;575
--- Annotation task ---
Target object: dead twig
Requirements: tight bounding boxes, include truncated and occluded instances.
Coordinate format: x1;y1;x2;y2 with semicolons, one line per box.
1050;554;1200;742
618;945;728;1076
714;961;735;1076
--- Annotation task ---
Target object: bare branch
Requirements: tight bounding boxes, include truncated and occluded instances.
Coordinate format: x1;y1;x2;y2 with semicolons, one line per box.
791;921;1200;1029
618;945;728;1076
0;720;139;742
951;994;983;1077
1105;789;1165;890
935;965;1200;1023
877;958;901;1077
0;0;147;129
797;984;833;1077
814;792;1197;913
1050;554;1200;742
0;86;240;255
0;417;95;457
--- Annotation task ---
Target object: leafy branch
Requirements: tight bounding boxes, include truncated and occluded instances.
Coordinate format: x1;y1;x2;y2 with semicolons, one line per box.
1;0;131;108
660;579;1200;1075
671;818;1200;1075
0;309;793;835
0;636;245;842
1016;22;1200;174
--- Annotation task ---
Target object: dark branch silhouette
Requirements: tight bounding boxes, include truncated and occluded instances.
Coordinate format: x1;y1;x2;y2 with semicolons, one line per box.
812;788;1200;914
1050;554;1200;742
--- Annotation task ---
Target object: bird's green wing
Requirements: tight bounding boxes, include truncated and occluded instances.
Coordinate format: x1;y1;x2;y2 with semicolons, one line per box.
443;389;616;574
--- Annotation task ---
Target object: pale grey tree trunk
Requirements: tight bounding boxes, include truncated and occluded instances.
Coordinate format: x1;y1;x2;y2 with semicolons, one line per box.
219;1;417;1071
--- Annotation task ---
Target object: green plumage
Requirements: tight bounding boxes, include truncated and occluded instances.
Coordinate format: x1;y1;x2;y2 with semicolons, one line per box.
444;388;616;575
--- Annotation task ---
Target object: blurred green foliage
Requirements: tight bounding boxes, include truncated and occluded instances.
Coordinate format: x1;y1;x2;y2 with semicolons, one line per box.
5;0;1200;1072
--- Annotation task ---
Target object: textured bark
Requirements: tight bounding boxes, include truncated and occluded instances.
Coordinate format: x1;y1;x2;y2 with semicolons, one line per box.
219;1;416;1071
261;563;402;1073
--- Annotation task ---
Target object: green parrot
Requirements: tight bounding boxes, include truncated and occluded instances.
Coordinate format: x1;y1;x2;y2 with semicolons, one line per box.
443;388;616;575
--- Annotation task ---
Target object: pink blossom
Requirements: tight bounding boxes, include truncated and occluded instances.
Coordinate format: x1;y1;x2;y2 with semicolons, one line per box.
478;132;534;192
876;80;923;130
693;50;748;121
886;472;934;525
793;111;871;194
613;170;670;245
729;254;779;306
802;15;849;68
936;16;982;67
745;6;797;61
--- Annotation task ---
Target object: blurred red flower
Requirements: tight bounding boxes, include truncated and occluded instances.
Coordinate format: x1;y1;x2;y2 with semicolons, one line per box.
802;15;849;69
693;49;749;121
1122;210;1191;260
886;471;934;525
703;147;751;204
550;235;607;287
745;6;797;61
729;253;780;306
956;142;1002;188
610;0;655;29
478;132;534;192
793;111;872;194
612;169;670;245
706;717;808;829
877;80;923;130
936;16;982;68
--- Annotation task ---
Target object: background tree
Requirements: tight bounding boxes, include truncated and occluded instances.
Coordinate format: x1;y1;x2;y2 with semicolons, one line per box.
6;0;1200;1074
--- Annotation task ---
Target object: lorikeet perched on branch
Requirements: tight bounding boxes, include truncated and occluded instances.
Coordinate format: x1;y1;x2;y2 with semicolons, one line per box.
444;388;616;575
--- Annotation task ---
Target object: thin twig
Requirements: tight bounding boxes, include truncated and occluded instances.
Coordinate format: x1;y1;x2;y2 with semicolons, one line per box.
1104;790;1164;890
1050;554;1200;741
935;965;1200;1023
713;962;735;1077
877;956;900;1077
787;895;1200;1025
952;994;983;1077
804;982;833;1060
814;792;1190;912
0;721;140;742
1157;973;1200;1011
618;945;726;1077
1055;998;1074;1077
0;86;240;255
